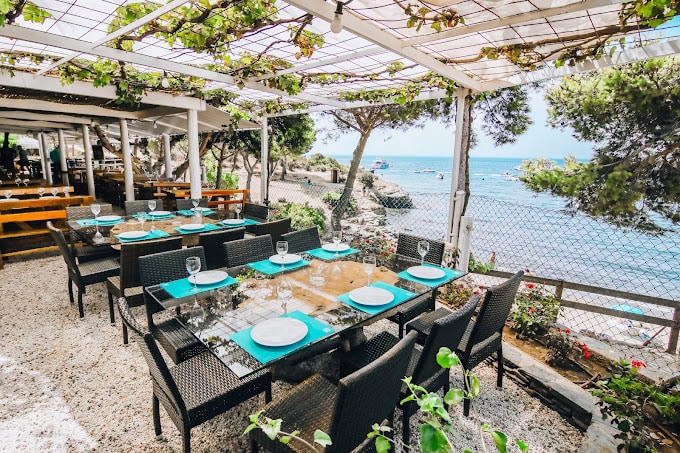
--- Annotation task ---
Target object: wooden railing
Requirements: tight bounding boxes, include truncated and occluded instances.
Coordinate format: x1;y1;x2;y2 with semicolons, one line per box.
1;186;74;197
171;189;249;209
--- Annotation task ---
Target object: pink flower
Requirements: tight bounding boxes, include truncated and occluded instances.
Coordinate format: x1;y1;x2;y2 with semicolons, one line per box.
525;283;535;289
631;360;646;369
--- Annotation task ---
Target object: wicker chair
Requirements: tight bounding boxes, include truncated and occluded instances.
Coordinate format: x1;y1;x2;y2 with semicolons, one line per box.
339;296;478;445
175;197;209;211
106;237;183;343
138;247;208;363
47;221;120;318
197;227;245;270
251;217;292;244
387;233;446;338
117;297;271;453
125;199;164;216
280;226;321;254
407;270;524;416
249;331;418;453
223;234;273;268
243;202;272;222
65;204;117;262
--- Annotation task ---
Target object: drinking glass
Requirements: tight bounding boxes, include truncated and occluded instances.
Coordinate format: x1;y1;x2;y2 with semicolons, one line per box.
194;209;203;225
276;241;288;270
309;267;326;289
51;187;59;197
417;240;430;265
191;199;200;210
4;190;11;200
63;186;70;197
91;204;102;243
234;203;242;220
147;199;157;229
363;255;376;286
186;256;201;292
186;256;204;326
23;179;29;186
332;231;342;257
137;211;146;231
277;278;293;314
37;187;45;198
15;177;21;186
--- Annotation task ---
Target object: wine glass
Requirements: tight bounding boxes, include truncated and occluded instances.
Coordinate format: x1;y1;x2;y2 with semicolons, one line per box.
63;186;70;197
234;203;242;220
186;256;202;292
4;190;12;200
15;177;21;186
23;179;29;186
276;241;288;271
51;187;58;197
277;278;293;314
136;211;146;231
417;240;430;266
363;255;376;286
332;231;342;257
191;198;200;210
91;203;103;243
186;256;204;326
147;199;157;229
37;187;45;198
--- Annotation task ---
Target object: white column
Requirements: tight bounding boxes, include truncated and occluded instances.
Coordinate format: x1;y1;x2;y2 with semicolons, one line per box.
119;119;134;202
187;109;201;199
163;133;172;179
37;132;47;180
260;117;269;204
40;132;53;185
57;129;69;186
446;88;467;244
81;125;95;197
456;216;474;272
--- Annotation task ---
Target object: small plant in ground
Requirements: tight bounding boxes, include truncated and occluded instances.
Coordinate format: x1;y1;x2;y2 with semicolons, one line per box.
271;202;326;235
545;328;590;367
468;252;495;273
439;277;487;310
322;190;357;216
510;283;560;339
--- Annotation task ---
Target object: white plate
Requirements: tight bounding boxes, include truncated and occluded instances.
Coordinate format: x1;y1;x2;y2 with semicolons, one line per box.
192;270;228;286
269;254;302;265
322;243;350;252
118;230;148;239
250;318;308;347
222;219;245;225
0;198;19;201
407;266;446;280
149;210;172;217
180;223;205;231
97;215;122;222
191;207;211;212
348;286;394;306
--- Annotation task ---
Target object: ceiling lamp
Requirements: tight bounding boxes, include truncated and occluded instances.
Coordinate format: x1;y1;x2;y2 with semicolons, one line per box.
330;2;344;33
160;71;170;89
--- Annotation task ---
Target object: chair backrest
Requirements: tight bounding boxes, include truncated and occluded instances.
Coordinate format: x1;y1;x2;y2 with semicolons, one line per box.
119;237;183;291
466;270;524;352
252;217;292;244
328;331;417;453
139;246;208;288
125;199;163;216
243;202;272;222
198;227;245;270
280;226;321;254
413;295;479;383
66;204;113;220
117;297;187;415
176;197;208;211
395;233;445;266
47;221;81;280
223;235;273;268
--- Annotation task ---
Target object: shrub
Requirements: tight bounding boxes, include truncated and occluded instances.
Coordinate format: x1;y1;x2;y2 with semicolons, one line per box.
271;202;325;235
510;283;560;339
351;234;396;268
360;172;374;189
545;327;590;367
321;191;357;216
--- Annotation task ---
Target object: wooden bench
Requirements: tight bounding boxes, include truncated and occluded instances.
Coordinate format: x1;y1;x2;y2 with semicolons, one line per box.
2;186;74;197
0;195;94;268
170;189;249;210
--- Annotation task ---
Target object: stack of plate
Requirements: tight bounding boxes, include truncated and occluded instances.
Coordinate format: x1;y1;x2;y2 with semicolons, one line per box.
250;318;308;346
222;219;245;226
97;215;122;224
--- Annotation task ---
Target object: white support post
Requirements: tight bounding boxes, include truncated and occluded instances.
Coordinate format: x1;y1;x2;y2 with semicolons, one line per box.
37;132;47;180
450;190;466;248
163;133;172;179
456;216;474;272
260;117;269;204
187;109;201;199
81;125;95;197
446;89;467;244
57;129;69;186
119;119;134;202
40;132;53;185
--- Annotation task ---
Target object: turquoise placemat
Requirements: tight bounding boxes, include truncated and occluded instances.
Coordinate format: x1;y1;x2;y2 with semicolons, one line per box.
397;264;464;288
219;218;258;228
337;281;416;315
115;229;170;243
160;273;237;299
174;223;222;234
307;247;359;261
177;209;215;216
76;218;124;227
248;257;309;275
230;310;335;364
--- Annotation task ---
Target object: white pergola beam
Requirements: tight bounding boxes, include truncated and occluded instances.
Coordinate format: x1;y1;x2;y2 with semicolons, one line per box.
37;0;189;75
0;98;135;119
0;111;92;124
242;81;346;108
0;118;76;130
404;0;627;46
283;0;482;91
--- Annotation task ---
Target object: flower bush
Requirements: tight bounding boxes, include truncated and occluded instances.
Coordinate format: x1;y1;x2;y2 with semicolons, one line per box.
271;202;326;235
439;276;487;310
545;328;590;367
510;283;560;339
351;234;396;268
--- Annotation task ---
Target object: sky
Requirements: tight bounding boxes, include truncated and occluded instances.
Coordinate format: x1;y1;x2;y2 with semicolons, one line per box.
309;86;596;160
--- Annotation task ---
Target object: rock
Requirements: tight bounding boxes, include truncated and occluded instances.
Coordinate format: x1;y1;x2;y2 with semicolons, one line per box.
371;177;414;209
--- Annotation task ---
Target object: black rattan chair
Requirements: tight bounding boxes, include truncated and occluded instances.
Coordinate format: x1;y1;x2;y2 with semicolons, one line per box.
47;221;120;318
244;202;272;222
65;204;118;262
339;296;478;445
106;237;182;343
251;217;291;244
197;227;245;270
387;233;446;338
407;270;524;416
175;197;209;211
117;297;271;453
280;226;321;254
223;234;273;268
249;331;418;453
125;199;164;216
138;247;208;363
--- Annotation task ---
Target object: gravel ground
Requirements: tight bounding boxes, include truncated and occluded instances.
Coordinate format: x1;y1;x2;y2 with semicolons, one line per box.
0;255;583;452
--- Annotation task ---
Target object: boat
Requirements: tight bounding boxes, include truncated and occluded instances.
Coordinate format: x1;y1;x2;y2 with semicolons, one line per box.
370;158;390;170
422;168;436;173
436;172;444;179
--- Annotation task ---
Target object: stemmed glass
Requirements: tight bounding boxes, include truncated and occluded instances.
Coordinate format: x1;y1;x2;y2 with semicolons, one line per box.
136;211;146;231
91;203;103;243
23;179;29;186
363;255;376;286
417;240;430;266
191;198;200;210
37;187;45;198
147;199;157;229
4;190;12;200
332;231;342;257
186;256;204;327
51;187;59;197
234;203;242;220
63;186;69;197
15;177;21;187
276;241;288;271
186;256;202;292
277;278;293;314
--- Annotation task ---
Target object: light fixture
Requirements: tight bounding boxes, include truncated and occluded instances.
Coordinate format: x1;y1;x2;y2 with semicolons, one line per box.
160;71;170;88
153;120;158;129
330;1;344;34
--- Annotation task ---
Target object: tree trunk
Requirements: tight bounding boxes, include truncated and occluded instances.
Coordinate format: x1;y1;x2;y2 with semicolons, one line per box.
457;96;473;214
332;130;371;230
172;133;213;179
241;150;258;202
92;124;143;173
215;144;226;188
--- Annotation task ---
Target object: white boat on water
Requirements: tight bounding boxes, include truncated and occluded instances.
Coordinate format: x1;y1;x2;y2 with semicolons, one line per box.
436;172;444;179
370;158;390;170
422;168;436;173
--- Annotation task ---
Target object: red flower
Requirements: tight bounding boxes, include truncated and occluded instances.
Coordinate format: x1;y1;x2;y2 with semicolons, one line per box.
390;247;395;253
583;351;591;359
365;239;370;243
473;290;480;295
631;360;647;369
525;283;535;289
578;343;590;359
382;234;386;238
528;307;536;314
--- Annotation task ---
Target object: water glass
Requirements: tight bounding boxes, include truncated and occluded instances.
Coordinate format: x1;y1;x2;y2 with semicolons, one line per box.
332;231;342;256
309;267;326;289
137;211;146;231
191;199;200;209
63;186;70;197
277;278;293;314
51;187;59;197
185;256;202;291
4;190;11;199
37;187;45;198
417;240;430;265
15;177;21;186
234;203;242;220
194;209;203;225
91;204;102;243
23;179;29;186
276;241;288;270
363;255;376;286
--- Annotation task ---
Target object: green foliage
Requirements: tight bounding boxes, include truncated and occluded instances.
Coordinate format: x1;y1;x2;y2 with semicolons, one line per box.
322;191;357;216
351;234;396;269
545;328;590;367
303;153;346;172
468;253;495;273
359;172;375;189
474;87;533;146
204;158;239;189
510;283;560;339
271;202;325;235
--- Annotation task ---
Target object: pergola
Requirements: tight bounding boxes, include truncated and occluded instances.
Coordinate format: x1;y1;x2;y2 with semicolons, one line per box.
0;0;678;241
